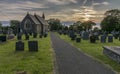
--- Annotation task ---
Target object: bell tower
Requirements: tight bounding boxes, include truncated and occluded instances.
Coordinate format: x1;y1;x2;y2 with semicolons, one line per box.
42;12;45;19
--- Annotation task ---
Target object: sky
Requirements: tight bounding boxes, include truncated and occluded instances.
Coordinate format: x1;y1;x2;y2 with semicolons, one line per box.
0;0;119;23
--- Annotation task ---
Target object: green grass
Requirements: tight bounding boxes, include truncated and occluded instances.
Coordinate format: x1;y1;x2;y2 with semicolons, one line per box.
59;34;120;73
0;34;53;74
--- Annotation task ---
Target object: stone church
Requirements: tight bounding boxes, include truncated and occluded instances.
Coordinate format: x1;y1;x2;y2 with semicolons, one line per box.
20;12;49;34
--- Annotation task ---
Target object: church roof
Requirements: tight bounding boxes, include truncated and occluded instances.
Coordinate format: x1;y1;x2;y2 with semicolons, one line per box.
29;14;40;24
26;13;49;25
35;15;49;26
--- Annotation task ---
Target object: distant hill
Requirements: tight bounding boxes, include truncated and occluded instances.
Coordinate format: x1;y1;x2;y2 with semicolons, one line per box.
1;21;10;26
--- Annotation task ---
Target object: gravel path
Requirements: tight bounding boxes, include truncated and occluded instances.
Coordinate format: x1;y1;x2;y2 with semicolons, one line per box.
50;33;116;74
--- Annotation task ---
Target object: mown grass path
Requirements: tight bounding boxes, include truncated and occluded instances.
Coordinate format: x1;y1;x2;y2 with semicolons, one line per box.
51;33;115;74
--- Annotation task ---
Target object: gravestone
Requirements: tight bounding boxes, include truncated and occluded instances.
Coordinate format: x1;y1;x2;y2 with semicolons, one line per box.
29;32;32;36
113;31;119;39
58;30;62;35
108;36;113;42
94;32;99;40
28;41;38;51
44;32;48;37
69;30;74;38
16;41;24;51
39;34;42;38
90;35;96;43
63;31;67;35
33;33;37;38
100;35;106;43
17;33;22;40
103;46;120;63
71;34;76;41
25;34;29;40
0;35;6;42
82;31;89;40
76;38;81;43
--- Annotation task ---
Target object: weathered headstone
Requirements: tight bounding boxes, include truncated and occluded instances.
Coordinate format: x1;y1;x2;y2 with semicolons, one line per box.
94;32;99;40
100;35;106;43
29;32;32;36
108;36;113;42
28;41;38;51
0;35;6;42
25;34;29;40
33;33;37;38
17;33;22;40
90;35;96;43
76;38;81;43
82;31;89;40
71;34;76;41
44;32;48;37
16;41;24;51
39;34;42;38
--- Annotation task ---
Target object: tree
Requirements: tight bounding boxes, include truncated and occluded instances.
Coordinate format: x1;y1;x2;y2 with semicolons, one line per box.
93;27;99;31
64;26;69;31
69;25;74;30
101;9;120;32
73;21;83;31
47;19;63;31
81;21;96;30
10;20;20;34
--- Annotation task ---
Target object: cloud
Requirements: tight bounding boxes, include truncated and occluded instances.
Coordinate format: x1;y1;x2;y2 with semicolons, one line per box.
0;0;115;23
92;1;109;6
83;0;88;6
102;1;109;5
46;0;77;5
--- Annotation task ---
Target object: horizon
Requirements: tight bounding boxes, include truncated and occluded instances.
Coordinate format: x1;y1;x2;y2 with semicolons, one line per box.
0;0;119;23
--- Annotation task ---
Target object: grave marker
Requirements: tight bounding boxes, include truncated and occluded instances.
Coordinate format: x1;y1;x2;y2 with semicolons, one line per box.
28;41;38;51
16;41;24;51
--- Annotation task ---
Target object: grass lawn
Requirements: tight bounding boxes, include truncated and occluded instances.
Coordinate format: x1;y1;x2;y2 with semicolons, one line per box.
0;34;53;74
59;34;120;73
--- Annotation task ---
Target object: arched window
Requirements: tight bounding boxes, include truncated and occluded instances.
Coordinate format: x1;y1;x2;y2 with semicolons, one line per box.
24;19;31;30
